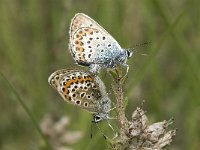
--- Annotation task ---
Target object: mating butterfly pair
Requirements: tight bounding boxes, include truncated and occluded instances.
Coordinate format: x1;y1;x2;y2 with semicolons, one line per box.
48;13;133;123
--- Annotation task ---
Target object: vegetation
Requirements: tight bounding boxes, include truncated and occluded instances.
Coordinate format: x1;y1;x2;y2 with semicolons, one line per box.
0;0;200;149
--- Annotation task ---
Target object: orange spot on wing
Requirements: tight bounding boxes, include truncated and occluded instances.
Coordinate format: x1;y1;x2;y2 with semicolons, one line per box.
78;47;84;52
64;76;93;94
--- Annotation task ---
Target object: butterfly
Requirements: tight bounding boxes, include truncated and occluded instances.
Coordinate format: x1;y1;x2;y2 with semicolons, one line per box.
69;13;133;73
48;68;111;123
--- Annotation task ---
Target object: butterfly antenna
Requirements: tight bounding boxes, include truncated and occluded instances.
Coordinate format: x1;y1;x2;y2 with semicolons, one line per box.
120;64;129;81
109;106;116;112
135;41;152;47
125;64;129;78
132;41;152;56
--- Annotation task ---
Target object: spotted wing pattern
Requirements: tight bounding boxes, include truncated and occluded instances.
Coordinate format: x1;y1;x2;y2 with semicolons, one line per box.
69;13;123;66
48;69;102;113
69;13;110;40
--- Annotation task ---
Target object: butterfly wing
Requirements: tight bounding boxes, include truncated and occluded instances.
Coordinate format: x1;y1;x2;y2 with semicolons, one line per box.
69;13;123;66
48;69;102;113
69;13;111;40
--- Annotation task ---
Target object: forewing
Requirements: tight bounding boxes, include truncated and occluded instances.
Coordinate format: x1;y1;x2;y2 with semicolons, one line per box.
69;13;109;40
70;27;122;65
69;13;122;65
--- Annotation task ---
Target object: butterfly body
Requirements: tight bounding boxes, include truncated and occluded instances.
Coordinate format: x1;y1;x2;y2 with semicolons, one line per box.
69;13;133;73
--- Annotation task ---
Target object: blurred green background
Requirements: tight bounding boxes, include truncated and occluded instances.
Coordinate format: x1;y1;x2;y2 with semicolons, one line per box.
0;0;200;149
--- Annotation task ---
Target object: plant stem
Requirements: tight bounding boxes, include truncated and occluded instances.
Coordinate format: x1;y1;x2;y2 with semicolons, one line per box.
112;66;129;149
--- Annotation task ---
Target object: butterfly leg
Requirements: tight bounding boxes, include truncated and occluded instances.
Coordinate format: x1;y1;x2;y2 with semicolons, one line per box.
121;64;129;81
105;106;116;113
106;120;118;139
95;119;118;140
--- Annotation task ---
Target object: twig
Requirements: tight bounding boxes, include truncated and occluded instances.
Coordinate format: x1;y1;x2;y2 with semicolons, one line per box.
109;66;177;150
111;66;129;149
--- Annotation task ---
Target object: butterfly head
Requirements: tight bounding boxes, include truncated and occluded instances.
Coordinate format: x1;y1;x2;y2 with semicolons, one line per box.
117;48;133;67
93;113;109;123
126;49;134;59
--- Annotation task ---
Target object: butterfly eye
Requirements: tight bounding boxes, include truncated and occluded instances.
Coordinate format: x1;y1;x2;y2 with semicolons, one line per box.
94;115;102;123
126;50;133;58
